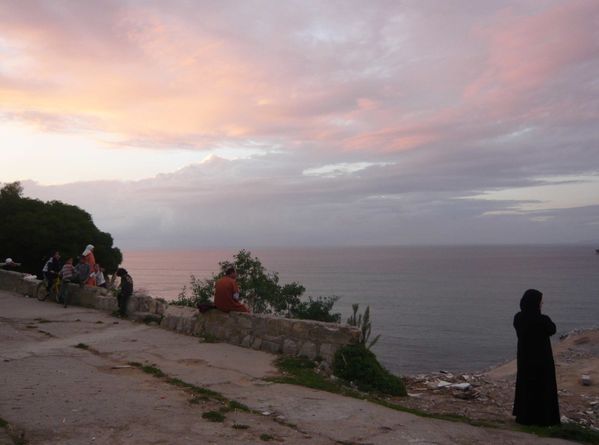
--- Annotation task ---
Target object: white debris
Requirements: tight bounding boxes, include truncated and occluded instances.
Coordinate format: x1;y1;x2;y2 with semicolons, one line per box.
436;380;452;388
450;383;472;391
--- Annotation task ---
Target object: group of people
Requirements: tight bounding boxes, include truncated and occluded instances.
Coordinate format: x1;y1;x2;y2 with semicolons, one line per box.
41;245;106;307
39;245;133;316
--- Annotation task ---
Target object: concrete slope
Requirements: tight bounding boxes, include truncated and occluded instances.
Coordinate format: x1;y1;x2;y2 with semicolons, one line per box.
0;290;574;445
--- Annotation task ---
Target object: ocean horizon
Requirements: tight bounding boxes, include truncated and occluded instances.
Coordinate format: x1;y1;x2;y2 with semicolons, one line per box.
121;245;599;375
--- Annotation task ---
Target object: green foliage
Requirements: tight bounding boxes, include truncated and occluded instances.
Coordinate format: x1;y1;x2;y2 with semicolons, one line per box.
333;344;406;396
174;249;341;322
289;296;341;323
269;356;352;394
227;400;250;412
260;434;274;441
347;304;380;349
520;423;599;444
139;363;166;378
176;275;215;306
202;411;225;422
0;181;122;275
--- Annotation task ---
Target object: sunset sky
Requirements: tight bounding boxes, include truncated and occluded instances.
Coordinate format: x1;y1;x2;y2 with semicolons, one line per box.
1;0;598;248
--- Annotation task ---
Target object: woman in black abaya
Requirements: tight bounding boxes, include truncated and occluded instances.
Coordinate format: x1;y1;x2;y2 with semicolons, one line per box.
513;289;560;426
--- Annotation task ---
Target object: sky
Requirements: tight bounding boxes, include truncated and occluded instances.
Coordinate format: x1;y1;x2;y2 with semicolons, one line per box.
1;0;598;249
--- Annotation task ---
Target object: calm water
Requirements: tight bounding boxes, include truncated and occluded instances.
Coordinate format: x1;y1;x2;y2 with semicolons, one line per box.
122;246;599;374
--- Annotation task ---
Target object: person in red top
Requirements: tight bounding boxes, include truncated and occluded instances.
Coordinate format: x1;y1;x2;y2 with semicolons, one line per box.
81;244;96;286
214;267;249;313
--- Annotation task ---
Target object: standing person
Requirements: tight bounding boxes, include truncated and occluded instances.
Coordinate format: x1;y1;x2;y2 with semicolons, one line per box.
115;268;133;317
58;257;75;308
512;289;560;426
81;244;96;286
42;251;61;292
214;267;249;313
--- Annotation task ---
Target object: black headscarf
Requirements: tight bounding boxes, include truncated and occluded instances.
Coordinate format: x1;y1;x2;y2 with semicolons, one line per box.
519;288;542;314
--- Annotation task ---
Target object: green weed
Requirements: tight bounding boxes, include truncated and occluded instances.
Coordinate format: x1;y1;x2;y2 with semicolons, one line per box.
202;411;225;422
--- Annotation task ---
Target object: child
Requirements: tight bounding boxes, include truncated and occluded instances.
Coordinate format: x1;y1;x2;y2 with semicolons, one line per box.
116;268;133;317
58;258;75;308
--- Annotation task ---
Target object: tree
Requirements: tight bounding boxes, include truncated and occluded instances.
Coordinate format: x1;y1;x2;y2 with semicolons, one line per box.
175;249;341;322
0;182;122;275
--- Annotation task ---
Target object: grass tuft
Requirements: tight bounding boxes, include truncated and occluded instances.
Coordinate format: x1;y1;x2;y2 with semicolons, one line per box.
74;343;89;350
260;433;274;441
270;356;360;396
189;395;210;404
232;424;250;430
520;423;599;444
228;400;251;412
202;411;225;422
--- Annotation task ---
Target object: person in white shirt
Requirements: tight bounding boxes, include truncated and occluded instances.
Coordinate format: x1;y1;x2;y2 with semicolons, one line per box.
90;263;107;288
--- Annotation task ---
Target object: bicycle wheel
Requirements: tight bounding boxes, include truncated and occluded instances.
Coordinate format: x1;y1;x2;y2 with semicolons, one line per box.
36;281;49;301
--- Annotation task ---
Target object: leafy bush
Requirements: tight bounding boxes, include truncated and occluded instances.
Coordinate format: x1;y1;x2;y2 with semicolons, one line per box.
174;250;341;322
289;296;341;323
333;344;406;396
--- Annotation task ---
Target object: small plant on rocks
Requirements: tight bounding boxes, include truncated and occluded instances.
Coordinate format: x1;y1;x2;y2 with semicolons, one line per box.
347;304;380;350
333;343;406;396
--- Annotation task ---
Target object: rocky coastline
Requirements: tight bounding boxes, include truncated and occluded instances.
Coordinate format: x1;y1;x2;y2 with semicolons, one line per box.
397;328;599;431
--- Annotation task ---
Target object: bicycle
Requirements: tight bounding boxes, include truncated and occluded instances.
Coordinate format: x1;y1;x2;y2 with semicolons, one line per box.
37;275;61;302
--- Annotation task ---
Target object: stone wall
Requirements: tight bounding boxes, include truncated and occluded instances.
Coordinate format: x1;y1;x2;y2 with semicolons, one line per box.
0;269;360;365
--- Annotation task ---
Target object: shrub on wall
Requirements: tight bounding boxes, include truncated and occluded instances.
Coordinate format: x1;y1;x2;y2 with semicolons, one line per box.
332;343;406;396
175;250;341;323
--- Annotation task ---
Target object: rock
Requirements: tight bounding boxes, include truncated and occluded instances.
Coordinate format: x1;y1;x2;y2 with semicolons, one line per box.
581;374;592;386
454;390;477;400
574;336;591;345
439;370;454;379
437;380;452;388
450;383;471;391
282;339;298;356
298;341;317;360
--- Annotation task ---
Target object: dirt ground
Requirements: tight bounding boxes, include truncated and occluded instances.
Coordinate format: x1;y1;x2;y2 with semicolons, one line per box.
398;329;599;430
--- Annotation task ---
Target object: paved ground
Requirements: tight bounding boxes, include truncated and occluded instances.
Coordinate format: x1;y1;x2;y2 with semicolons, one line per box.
0;289;577;444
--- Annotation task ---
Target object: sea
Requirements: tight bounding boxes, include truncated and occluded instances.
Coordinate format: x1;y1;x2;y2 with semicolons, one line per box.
122;245;599;375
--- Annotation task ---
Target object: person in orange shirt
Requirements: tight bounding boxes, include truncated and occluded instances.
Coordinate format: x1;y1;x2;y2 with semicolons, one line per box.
81;244;96;286
214;267;249;313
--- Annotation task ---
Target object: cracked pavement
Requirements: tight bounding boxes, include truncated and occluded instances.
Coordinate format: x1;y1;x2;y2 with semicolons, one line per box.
0;289;576;444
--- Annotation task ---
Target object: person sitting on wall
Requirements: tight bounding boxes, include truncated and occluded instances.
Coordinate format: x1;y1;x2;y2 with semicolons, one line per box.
0;258;21;268
42;251;61;292
214;267;250;313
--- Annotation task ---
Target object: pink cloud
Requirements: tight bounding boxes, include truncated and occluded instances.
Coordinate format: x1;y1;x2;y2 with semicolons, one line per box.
465;0;599;109
0;0;597;162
